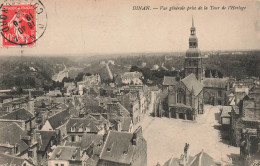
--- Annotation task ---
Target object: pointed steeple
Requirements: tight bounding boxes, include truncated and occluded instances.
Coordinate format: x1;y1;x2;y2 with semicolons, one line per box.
192;16;194;27
190;17;196;36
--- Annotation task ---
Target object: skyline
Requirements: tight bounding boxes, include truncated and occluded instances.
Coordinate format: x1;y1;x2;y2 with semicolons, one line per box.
0;0;260;56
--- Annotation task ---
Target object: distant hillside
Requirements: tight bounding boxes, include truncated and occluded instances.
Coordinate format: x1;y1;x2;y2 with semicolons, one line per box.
0;56;76;89
80;50;260;80
203;52;260;79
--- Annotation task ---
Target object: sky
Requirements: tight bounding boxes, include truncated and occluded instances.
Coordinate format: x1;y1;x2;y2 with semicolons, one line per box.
0;0;260;56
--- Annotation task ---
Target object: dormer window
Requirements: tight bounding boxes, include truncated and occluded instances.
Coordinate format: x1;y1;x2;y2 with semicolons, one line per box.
106;148;111;152
86;127;90;132
71;127;76;132
78;127;83;132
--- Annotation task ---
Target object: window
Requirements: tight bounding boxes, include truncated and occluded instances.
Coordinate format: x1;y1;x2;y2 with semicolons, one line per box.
61;164;64;166
55;164;58;166
86;127;90;132
71;127;75;132
177;89;185;104
79;135;82;141
78;127;83;132
71;136;75;142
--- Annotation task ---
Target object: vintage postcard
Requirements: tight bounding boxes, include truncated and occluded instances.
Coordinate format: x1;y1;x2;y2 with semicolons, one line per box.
0;0;259;166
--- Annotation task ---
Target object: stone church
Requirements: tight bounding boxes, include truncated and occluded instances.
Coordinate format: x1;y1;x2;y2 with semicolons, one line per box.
154;18;204;121
154;17;230;120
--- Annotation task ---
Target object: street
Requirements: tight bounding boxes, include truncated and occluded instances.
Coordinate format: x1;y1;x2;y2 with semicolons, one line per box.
138;105;241;166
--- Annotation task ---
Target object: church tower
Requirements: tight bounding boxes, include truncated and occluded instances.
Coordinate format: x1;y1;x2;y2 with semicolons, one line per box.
184;17;203;81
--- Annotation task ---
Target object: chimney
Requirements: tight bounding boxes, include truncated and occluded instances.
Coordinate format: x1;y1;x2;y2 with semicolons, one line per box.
31;128;37;145
117;120;122;132
132;126;143;145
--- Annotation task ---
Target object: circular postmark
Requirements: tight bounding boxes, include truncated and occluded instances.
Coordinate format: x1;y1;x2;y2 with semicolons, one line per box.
0;0;47;47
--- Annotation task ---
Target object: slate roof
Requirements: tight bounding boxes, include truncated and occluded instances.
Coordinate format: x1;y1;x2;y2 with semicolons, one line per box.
107;103;130;117
66;134;104;157
163;157;179;166
163;150;217;166
80;134;103;154
2;97;28;108
85;105;106;114
90;113;107;121
47;109;70;129
202;78;229;89
99;131;135;164
163;156;193;166
0;108;33;121
66;117;103;133
189;150;217;166
36;130;55;152
181;74;203;96
0;123;29;153
109;117;132;132
0;153;33;166
49;146;81;161
163;76;177;86
119;117;132;132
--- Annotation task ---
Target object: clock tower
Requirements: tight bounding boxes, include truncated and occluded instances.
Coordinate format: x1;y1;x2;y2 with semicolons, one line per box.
184;17;203;81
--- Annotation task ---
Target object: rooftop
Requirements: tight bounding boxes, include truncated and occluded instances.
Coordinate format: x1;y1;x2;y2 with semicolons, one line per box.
181;74;203;96
99;131;135;164
0;108;34;121
49;146;81;161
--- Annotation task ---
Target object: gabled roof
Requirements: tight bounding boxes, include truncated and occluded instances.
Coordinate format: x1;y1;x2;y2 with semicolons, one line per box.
49;146;81;161
99;131;135;164
189;150;217;166
65;133;103;156
181;74;203;96
0;123;29;153
109;117;132;132
163;156;193;166
0;153;33;166
48;109;70;129
163;157;179;166
163;76;177;86
36;130;56;152
107;103;130;117
0;108;33;121
2;97;28;108
66;117;104;133
85;105;106;114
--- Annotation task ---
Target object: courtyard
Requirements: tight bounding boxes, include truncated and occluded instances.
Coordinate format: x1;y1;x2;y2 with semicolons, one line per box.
139;105;241;166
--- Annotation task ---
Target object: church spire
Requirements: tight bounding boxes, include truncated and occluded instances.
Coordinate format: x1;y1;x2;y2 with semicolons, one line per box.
190;17;196;36
192;16;194;27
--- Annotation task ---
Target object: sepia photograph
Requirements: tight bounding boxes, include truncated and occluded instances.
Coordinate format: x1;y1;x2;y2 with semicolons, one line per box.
0;0;260;165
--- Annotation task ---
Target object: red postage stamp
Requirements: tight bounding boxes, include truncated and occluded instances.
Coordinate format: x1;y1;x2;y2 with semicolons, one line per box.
1;5;36;47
